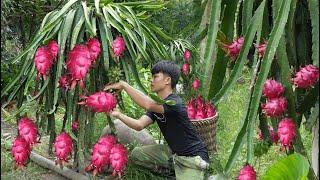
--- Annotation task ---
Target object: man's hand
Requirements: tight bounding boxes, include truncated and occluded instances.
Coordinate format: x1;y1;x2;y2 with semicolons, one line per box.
103;81;127;92
108;110;122;119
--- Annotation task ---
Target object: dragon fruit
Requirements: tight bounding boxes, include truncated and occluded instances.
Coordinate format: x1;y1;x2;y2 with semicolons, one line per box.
182;63;190;75
278;118;296;151
195;107;207;119
194;96;205;109
85;135;116;176
192;79;200;90
225;37;244;59
261;97;288;117
47;40;59;60
66;44;92;89
53;132;73;167
78;92;117;113
58;74;70;90
11;136;32;169
71;120;79;131
184;50;191;63
258;126;279;144
237;164;257;180
34;46;54;80
110;144;128;177
205;103;217;118
87;38;101;62
256;42;266;58
262;79;285;99
187;101;196;119
112;36;126;57
18;117;40;146
293;65;319;89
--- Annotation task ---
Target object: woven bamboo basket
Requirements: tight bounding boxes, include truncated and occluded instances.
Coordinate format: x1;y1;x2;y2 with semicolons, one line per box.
190;113;218;153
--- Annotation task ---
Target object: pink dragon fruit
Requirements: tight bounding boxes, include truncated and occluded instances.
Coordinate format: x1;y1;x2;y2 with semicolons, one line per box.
34;46;54;80
187;101;196;119
112;36;126;57
194;96;205;109
78;92;117;113
184;50;191;63
257;126;279;144
195;107;207;119
205;103;217;118
293;64;319;89
66;44;92;89
192;79;200;90
237;164;257;180
11;136;32;169
261;97;288;117
182;63;190;75
58;74;70;90
87;38;101;62
278;118;296;151
110;144;128;177
71;120;79;131
85;135;116;176
262;79;285;99
256;42;266;58
18;117;40;146
47;40;59;60
53;132;73;167
225;37;244;59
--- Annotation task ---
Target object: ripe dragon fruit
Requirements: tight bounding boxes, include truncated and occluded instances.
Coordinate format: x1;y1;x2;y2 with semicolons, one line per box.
112;36;126;57
205;103;217;118
11;136;32;169
58;74;70;90
256;42;266;58
187;101;196;119
18;117;40;146
85;135;116;176
262;79;285;99
293;64;319;89
261;97;288;117
53;132;73;168
87;38;101;62
48;40;59;60
194;96;205;109
78;92;117;113
110;143;128;177
192;79;200;90
237;164;257;180
34;46;54;80
184;50;191;63
182;63;190;75
278;118;296;151
195;107;207;119
71;120;79;131
225;37;244;59
66;44;92;89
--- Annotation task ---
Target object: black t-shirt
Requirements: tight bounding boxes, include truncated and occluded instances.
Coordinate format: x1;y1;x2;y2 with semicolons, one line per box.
146;94;209;162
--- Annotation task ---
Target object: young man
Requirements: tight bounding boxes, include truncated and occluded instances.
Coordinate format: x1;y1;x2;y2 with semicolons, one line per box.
104;60;209;179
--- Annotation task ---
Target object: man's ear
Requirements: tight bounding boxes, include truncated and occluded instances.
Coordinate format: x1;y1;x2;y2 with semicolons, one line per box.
165;76;171;85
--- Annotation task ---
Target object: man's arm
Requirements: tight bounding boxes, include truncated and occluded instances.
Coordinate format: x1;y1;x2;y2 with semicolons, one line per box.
110;110;153;131
104;81;164;113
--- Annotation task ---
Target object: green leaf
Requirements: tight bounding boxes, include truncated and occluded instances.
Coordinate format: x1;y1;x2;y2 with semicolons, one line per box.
305;100;319;131
308;0;319;66
49;9;76;114
242;0;254;33
201;0;221;96
262;153;309;180
70;7;85;49
82;1;96;36
148;93;176;106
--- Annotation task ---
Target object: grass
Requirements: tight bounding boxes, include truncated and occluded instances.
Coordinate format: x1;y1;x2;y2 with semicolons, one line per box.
1;67;314;179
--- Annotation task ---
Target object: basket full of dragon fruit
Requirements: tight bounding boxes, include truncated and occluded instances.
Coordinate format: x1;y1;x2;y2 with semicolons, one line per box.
186;96;218;153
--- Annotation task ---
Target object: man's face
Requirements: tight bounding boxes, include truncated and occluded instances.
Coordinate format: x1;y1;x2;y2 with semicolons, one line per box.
151;72;170;92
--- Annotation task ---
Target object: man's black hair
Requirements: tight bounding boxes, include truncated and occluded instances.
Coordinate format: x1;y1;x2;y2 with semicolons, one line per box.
151;60;181;89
